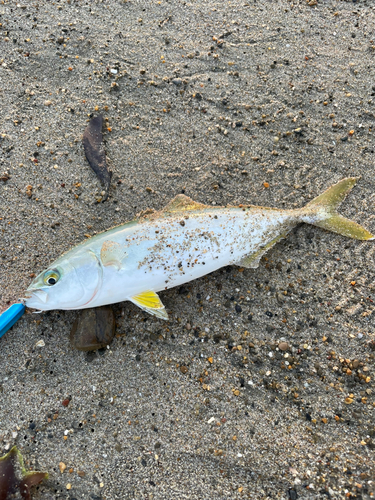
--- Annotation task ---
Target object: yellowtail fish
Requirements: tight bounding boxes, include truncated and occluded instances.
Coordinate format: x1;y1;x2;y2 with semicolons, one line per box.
23;178;373;318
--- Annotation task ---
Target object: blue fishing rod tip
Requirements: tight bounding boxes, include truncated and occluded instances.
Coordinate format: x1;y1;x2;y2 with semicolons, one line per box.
0;303;26;339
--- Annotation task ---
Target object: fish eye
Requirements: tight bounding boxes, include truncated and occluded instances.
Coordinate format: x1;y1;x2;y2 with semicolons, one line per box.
43;269;60;286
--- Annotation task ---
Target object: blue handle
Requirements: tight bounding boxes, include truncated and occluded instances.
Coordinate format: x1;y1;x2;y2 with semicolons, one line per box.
0;303;26;339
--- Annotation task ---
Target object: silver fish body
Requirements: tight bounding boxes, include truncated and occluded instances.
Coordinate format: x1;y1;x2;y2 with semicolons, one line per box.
24;178;373;318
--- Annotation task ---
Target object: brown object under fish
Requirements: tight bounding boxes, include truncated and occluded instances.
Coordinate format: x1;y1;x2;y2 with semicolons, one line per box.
70;305;116;351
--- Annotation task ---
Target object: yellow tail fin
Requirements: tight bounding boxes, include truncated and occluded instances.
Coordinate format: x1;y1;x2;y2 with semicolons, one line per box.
305;177;374;240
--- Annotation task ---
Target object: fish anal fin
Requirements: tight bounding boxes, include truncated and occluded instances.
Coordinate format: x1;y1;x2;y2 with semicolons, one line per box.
130;291;169;320
163;194;207;214
100;240;128;269
238;233;287;269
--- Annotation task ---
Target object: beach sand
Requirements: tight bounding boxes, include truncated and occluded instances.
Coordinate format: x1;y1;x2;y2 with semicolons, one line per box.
0;0;374;498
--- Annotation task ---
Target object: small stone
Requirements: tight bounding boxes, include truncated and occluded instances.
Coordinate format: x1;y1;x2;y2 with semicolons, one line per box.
59;462;67;473
278;342;289;351
77;470;86;477
288;488;298;500
44;100;52;106
62;398;70;407
172;78;182;86
180;366;188;374
66;483;72;490
0;173;10;182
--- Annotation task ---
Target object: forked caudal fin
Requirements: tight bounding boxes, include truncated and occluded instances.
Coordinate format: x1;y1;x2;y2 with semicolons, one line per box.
304;177;374;240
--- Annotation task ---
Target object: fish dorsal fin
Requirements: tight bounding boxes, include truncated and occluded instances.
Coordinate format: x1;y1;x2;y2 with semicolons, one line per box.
130;291;169;320
100;240;128;270
162;194;207;214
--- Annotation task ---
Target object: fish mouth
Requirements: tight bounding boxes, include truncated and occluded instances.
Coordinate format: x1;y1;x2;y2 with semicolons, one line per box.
22;288;49;306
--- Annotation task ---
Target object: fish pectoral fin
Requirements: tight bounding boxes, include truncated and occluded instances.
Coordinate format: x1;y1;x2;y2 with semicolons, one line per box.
238;233;287;269
130;291;169;320
100;240;128;269
162;194;207;214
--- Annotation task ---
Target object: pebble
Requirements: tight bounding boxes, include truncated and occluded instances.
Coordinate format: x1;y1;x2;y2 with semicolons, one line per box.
278;342;289;351
180;366;188;374
59;462;67;473
172;78;182;86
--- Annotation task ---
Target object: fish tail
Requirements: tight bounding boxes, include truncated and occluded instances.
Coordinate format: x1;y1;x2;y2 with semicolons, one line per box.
303;177;374;240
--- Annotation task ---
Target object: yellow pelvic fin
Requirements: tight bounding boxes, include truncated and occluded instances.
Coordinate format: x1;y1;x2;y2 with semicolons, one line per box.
100;240;128;269
239;233;287;269
162;194;207;214
305;177;374;241
130;291;169;320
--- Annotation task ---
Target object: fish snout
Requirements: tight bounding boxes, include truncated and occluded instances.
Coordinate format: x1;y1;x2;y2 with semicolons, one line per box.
23;288;49;309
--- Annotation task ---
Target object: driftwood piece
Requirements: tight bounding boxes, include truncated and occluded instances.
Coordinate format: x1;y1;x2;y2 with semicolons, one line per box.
82;115;112;201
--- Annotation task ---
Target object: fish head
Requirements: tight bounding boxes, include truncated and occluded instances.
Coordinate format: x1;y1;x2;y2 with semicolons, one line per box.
23;250;102;311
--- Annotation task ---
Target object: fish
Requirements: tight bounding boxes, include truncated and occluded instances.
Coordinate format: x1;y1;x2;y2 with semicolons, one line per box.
23;178;373;318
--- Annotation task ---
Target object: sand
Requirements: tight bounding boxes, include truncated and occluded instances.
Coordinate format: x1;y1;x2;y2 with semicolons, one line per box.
0;0;374;498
